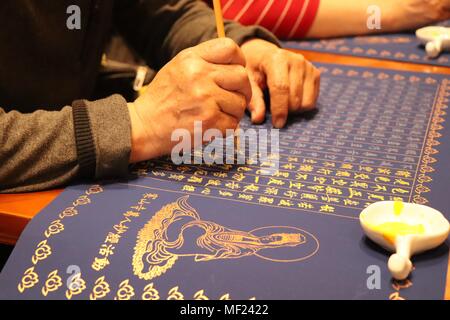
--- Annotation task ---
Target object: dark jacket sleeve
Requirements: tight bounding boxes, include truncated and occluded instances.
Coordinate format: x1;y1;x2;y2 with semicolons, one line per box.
0;95;131;193
114;0;280;69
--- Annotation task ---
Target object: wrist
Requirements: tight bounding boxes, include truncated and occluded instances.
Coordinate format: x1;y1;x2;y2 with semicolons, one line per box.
241;38;278;54
128;102;161;163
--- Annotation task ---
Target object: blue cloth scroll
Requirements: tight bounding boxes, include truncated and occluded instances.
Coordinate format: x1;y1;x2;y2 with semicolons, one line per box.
1;63;449;300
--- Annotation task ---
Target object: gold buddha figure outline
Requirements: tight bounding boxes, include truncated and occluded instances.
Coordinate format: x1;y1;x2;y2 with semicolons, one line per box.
132;196;318;281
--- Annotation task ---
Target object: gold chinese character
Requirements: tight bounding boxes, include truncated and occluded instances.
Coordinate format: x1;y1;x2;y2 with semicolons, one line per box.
243;184;259;192
99;244;115;257
258;196;274;204
331;178;347;187
320;205;335;213
325;186;342;195
348;188;362;199
205;179;221;187
92;256;110;271
238;194;253;201
299;165;314;172
298;202;314;209
182;185;196;192
278;199;294;207
105;232;121;244
394;179;410;186
395;170;412;178
188;176;203;184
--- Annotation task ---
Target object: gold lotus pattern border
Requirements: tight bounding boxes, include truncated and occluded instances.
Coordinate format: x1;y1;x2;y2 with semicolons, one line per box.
413;79;449;205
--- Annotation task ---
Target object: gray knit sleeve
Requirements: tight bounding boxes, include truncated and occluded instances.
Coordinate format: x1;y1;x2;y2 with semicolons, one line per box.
0;94;131;193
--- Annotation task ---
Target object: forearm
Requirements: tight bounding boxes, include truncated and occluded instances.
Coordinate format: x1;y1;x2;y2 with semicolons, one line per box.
0;106;78;193
0;95;131;193
307;0;450;38
306;0;398;38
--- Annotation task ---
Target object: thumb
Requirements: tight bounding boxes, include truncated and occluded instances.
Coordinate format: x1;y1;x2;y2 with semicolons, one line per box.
248;74;266;124
193;38;246;66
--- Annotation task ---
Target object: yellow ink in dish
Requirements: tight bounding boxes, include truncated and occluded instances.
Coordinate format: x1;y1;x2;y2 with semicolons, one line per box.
393;201;404;216
370;222;425;244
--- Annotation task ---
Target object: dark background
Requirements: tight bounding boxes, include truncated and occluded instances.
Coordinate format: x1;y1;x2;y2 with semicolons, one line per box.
0;244;13;272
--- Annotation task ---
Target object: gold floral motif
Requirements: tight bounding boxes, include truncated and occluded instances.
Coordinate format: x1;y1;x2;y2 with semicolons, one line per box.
31;240;52;265
44;220;64;238
219;293;231;300
73;195;91;206
66;272;86;300
167;286;184;300
142;283;160;300
417;175;432;183
114;279;135;300
18;267;39;293
412;195;428;205
193;289;209;300
59;207;78;219
41;270;63;297
413;80;448;204
389;292;405;300
89;276;111;300
415;185;430;194
86;184;103;195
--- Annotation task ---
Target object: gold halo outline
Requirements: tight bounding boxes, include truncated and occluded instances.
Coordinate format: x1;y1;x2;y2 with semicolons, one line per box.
250;226;320;263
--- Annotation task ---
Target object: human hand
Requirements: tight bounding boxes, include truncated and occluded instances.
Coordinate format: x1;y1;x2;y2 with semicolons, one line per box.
128;38;251;163
240;39;320;128
394;0;450;29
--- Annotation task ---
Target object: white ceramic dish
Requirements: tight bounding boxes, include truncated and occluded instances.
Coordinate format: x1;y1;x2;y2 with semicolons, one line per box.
360;201;449;280
416;26;450;58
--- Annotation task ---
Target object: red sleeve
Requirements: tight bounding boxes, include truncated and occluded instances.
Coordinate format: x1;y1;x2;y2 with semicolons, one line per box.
219;0;320;40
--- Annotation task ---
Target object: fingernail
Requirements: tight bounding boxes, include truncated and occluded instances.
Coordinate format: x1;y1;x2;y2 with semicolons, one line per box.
274;117;285;128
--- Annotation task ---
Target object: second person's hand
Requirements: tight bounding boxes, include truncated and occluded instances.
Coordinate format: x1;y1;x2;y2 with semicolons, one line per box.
241;39;321;129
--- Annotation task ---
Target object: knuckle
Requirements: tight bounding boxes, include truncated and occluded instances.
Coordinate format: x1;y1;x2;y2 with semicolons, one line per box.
191;85;210;101
294;53;305;64
222;38;239;52
183;59;204;80
177;48;195;60
272;49;285;62
272;81;289;94
201;108;218;124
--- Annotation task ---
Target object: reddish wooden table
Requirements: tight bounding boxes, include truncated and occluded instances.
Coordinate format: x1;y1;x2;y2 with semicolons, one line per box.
1;49;449;298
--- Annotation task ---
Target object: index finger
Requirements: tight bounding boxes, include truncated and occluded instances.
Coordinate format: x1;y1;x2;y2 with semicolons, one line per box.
193;38;246;66
264;56;289;128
